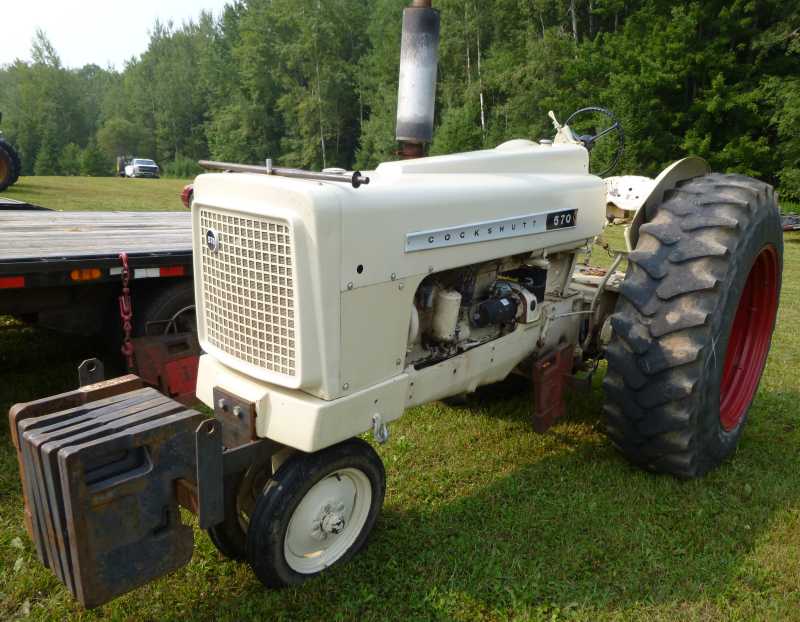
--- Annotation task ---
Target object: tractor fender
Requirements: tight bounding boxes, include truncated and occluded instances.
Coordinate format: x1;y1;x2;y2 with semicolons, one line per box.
624;156;711;251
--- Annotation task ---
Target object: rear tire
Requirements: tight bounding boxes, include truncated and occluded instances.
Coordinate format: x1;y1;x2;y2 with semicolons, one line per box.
133;279;196;336
603;173;782;478
0;140;21;185
0;143;16;191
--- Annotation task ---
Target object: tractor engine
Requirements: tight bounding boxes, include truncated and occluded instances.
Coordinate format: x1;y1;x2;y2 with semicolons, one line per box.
187;0;608;452
191;139;607;452
406;261;548;368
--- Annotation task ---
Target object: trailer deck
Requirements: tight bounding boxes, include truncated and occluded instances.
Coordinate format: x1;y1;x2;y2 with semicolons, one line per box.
0;209;191;290
0;205;193;328
0;210;191;264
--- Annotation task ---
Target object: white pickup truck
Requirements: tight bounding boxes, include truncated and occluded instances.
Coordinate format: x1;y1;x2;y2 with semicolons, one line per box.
124;157;160;178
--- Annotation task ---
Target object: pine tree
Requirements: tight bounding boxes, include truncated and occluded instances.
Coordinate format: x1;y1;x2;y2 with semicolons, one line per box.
59;143;82;176
0;0;797;194
80;142;110;176
33;130;60;175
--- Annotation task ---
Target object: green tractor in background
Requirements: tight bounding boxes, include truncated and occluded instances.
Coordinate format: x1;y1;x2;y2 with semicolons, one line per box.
0;112;21;192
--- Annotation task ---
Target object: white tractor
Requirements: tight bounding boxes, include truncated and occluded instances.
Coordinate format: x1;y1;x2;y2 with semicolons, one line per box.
9;0;783;608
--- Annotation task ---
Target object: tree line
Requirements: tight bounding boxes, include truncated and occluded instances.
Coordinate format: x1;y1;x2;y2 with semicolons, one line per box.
0;0;798;199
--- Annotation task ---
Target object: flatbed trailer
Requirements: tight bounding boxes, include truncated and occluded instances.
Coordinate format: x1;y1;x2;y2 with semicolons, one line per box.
0;202;197;396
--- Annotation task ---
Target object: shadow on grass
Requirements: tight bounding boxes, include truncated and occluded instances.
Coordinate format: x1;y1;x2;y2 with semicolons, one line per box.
201;396;799;621
2;317;798;620
0;321;116;428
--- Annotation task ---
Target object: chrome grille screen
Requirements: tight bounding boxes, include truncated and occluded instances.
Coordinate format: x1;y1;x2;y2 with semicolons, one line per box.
199;208;296;377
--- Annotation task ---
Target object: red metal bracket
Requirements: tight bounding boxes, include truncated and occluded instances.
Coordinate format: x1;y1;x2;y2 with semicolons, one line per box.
132;333;200;406
531;344;575;433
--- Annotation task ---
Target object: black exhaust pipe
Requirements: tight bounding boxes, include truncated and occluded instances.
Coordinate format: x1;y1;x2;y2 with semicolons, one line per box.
396;0;440;159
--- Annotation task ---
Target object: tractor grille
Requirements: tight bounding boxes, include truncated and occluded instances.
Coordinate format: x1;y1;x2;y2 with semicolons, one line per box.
199;208;296;378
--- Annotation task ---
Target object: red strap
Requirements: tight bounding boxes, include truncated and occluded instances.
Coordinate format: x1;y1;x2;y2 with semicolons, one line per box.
118;253;135;371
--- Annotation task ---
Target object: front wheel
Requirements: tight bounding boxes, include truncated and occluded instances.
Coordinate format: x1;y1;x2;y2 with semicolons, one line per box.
207;468;268;561
603;173;783;478
246;438;385;588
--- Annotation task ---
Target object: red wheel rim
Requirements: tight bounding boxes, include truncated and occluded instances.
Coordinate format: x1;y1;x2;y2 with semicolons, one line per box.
719;245;780;431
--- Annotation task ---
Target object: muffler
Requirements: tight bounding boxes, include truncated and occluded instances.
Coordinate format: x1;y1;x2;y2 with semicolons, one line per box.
396;0;440;158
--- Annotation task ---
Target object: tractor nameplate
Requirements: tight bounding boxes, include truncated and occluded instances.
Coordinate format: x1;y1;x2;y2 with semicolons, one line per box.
405;208;578;252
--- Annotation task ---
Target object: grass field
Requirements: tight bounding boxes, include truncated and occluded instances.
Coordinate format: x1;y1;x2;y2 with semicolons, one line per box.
1;177;799;621
3;176;190;211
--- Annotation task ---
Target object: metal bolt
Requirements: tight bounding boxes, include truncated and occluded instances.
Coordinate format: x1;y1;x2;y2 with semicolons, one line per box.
396;358;402;366
217;398;228;412
391;273;397;281
398;282;405;291
233;405;243;419
347;282;354;290
343;383;350;391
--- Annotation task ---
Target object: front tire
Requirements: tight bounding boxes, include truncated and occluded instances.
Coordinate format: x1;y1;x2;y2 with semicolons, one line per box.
603;173;782;478
246;438;385;588
208;467;270;560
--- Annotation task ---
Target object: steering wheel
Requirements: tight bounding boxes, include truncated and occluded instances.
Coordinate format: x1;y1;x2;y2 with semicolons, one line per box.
564;106;625;178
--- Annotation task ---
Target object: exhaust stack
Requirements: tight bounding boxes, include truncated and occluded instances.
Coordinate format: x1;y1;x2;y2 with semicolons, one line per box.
396;0;440;159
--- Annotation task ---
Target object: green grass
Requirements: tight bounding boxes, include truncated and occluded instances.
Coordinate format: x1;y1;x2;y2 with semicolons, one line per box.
3;176;190;212
1;177;800;621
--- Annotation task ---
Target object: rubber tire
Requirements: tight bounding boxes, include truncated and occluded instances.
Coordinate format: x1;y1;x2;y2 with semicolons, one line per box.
246;438;386;588
0;140;21;185
133;279;196;336
8;143;20;185
0;143;15;191
603;173;783;478
207;472;250;561
207;460;274;560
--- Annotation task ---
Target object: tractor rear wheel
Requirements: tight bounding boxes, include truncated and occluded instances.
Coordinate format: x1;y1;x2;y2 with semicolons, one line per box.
603;173;782;478
1;140;21;185
0;142;16;191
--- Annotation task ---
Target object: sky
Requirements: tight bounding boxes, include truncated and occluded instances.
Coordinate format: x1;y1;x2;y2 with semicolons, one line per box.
2;0;232;69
